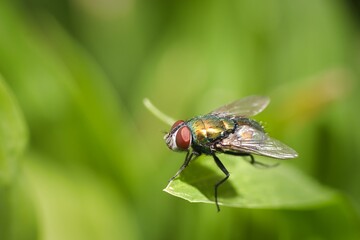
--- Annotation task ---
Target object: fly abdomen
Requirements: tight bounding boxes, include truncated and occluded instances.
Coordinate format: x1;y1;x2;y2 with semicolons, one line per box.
234;117;264;132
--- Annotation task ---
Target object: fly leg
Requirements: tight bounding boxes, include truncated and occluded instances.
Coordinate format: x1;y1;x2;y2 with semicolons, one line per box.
212;153;230;212
226;152;278;168
169;151;198;182
247;154;279;168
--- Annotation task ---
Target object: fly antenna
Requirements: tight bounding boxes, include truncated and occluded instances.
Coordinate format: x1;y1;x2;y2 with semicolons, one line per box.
143;98;175;126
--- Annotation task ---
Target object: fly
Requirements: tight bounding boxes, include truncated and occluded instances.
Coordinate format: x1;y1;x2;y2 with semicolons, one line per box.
164;95;298;211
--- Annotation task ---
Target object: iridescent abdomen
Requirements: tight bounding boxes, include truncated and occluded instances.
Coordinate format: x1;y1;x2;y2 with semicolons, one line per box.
186;116;235;152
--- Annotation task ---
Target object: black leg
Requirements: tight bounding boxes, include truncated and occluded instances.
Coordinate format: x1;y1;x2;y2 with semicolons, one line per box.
247;154;279;168
169;151;198;182
212;153;230;212
226;152;279;168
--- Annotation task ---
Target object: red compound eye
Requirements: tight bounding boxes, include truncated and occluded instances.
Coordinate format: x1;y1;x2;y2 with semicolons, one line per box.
176;126;191;150
171;120;185;131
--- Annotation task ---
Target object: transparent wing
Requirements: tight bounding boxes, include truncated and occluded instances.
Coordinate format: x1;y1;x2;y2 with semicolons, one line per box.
210;95;270;118
216;125;298;159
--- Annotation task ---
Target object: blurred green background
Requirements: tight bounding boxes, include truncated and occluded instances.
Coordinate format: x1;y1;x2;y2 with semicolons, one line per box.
1;0;360;239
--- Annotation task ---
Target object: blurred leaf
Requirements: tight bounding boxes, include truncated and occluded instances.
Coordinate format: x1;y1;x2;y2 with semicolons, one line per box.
164;155;336;209
0;75;31;240
24;153;139;240
6;177;39;240
269;69;353;126
0;75;27;185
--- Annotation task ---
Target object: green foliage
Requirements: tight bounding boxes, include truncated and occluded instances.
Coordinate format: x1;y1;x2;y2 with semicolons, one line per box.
0;75;31;240
165;156;336;209
0;0;360;239
0;76;27;184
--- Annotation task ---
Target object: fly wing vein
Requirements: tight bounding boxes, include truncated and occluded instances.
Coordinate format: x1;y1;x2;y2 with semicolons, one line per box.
216;126;298;159
210;96;270;117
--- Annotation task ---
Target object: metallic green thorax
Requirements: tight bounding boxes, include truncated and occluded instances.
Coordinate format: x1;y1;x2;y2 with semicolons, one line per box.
186;115;263;154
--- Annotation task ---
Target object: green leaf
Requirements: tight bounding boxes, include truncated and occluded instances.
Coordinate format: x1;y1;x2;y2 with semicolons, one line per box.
0;75;27;185
24;154;139;240
164;155;336;209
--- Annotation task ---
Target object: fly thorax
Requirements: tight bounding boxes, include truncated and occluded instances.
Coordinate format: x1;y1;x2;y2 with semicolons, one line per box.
189;116;235;143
